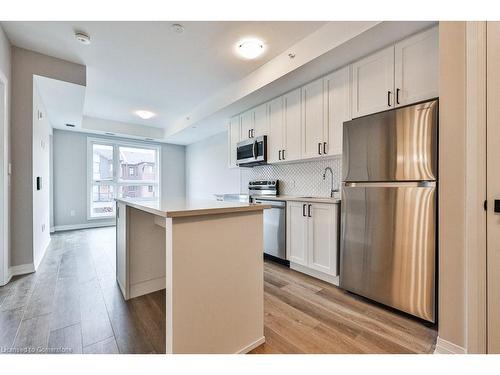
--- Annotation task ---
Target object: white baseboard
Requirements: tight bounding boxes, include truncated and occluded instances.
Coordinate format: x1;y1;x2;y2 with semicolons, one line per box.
7;263;35;282
290;262;340;286
129;277;166;300
237;336;266;354
434;337;467;354
53;222;115;232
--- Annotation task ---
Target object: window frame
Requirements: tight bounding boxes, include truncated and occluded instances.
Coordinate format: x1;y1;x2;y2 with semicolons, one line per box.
87;137;161;220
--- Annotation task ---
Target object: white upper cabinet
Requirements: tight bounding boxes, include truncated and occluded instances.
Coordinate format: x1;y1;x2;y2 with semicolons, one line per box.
253;103;268;138
267;96;284;163
228;115;240;168
394;27;439;107
283;88;302;162
324;66;351;156
240;109;254;141
301;78;325;159
351;46;395;118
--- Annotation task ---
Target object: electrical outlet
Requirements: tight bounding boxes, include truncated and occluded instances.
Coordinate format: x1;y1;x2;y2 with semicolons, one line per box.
70;209;76;217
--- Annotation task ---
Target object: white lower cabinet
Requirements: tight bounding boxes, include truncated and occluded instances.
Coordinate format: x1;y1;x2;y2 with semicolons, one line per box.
286;201;339;284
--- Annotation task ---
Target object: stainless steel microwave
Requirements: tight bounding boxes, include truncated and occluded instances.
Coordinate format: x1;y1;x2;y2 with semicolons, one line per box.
236;135;267;167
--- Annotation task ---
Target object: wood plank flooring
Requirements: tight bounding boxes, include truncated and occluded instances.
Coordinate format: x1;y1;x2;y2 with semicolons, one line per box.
0;227;165;354
0;227;437;354
251;261;437;354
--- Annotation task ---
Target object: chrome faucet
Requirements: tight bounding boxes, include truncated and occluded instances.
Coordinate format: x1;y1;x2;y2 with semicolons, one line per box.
322;167;338;198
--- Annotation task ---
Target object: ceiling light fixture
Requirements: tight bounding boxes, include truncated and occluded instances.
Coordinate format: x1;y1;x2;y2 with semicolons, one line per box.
75;31;91;45
134;110;155;120
235;38;265;60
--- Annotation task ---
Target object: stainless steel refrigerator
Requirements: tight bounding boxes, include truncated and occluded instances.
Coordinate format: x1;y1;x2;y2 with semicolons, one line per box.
340;99;437;322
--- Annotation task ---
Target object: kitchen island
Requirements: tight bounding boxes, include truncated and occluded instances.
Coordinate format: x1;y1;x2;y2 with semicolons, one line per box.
115;198;269;354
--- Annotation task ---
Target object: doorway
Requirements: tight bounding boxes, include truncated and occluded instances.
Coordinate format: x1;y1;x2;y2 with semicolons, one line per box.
0;71;8;286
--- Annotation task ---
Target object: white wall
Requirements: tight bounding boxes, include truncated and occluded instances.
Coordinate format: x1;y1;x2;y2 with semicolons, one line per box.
185;131;241;200
53;129;186;229
0;25;11;284
32;82;52;269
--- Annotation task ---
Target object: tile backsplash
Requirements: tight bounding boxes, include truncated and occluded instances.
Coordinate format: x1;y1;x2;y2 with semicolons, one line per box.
241;157;342;197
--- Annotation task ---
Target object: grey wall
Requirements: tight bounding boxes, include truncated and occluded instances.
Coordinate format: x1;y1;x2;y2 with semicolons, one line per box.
186;131;242;200
0;25;11;278
53;129;186;228
10;47;86;267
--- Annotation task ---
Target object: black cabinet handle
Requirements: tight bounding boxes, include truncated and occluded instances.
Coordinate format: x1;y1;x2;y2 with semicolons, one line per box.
323;142;327;155
302;204;306;217
387;91;392;107
251;129;255;138
495;200;500;213
396;88;400;105
308;204;312;217
248;129;251;138
278;150;282;160
318;143;322;155
282;149;286;160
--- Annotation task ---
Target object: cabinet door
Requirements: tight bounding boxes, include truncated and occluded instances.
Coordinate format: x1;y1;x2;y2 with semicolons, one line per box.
324;66;351;156
301;79;325;159
286;201;308;266
253;103;268;137
395;27;439;107
267;96;284;163
228;116;240;168
351;46;395;118
308;203;338;276
283;88;302;162
240;109;254;140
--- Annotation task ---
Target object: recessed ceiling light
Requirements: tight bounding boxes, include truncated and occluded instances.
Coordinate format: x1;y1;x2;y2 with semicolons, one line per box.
236;38;265;60
75;31;91;45
134;110;155;120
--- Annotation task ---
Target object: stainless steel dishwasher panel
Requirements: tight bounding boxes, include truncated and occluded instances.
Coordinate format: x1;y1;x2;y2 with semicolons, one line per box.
254;199;286;260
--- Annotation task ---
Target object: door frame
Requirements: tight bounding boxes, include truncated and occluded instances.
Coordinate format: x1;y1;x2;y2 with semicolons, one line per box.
0;69;8;286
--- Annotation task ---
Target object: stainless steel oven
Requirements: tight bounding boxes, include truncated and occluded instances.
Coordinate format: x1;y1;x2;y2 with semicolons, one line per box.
236;135;267;167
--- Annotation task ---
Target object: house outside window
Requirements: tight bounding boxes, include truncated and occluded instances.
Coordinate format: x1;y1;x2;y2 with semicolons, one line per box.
88;138;160;219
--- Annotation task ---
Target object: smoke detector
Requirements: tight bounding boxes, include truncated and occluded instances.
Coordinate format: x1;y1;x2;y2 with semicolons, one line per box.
75;31;91;45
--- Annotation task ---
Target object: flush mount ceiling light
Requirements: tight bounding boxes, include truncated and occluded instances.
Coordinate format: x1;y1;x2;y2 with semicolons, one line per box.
75;31;91;45
134;110;156;119
235;38;265;60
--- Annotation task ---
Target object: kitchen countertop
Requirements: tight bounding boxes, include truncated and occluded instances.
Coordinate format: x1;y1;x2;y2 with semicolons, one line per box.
252;195;341;204
115;198;271;218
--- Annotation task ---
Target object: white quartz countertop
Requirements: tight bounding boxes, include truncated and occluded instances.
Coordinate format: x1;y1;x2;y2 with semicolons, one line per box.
115;198;270;218
252;195;341;204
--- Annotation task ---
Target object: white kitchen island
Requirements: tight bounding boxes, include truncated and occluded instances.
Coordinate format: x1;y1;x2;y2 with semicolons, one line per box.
115;198;269;354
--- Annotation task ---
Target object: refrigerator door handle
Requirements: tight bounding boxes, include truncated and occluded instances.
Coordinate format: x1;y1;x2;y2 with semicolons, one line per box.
343;181;436;188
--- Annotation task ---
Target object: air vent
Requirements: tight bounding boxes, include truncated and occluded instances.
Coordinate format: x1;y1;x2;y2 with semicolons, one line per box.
65;123;75;128
104;132;115;136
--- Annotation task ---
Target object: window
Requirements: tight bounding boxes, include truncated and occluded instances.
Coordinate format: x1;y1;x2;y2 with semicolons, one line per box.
88;138;160;219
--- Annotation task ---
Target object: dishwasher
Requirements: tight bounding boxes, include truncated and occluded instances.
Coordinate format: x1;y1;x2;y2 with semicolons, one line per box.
249;180;288;266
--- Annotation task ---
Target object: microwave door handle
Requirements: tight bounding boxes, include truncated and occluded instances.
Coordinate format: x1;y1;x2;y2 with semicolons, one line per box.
252;140;257;159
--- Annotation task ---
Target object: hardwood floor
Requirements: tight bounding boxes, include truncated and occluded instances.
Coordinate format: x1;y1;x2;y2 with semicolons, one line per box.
0;227;165;354
251;261;437;354
0;227;436;354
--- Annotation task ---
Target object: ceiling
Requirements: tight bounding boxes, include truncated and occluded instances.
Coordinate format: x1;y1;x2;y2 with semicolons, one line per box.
2;21;326;132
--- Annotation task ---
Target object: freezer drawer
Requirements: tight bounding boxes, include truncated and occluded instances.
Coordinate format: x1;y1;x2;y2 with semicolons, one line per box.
342;100;438;182
340;183;436;322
